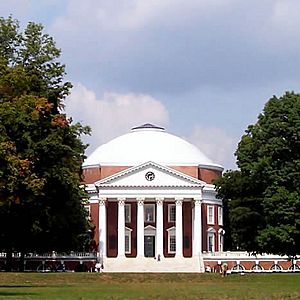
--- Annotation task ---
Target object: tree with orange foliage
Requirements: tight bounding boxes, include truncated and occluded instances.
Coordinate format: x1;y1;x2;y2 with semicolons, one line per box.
0;17;91;271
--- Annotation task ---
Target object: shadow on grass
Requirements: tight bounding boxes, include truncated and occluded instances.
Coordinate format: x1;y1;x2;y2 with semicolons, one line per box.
0;286;39;297
0;291;36;297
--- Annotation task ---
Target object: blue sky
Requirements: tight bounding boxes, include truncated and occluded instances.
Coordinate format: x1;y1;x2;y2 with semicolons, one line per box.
2;0;300;169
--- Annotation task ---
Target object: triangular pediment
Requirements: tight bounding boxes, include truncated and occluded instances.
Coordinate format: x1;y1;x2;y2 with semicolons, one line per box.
95;161;205;188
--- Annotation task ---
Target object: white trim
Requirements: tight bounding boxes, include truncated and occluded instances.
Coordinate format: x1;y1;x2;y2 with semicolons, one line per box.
144;225;156;236
202;199;223;206
232;264;245;272
95;161;206;187
89;199;99;204
198;164;223;172
156;198;164;258
98;190;204;199
137;198;144;257
99;198;107;257
270;264;282;271
117;198;126;257
251;264;264;271
193;198;202;257
175;198;183;257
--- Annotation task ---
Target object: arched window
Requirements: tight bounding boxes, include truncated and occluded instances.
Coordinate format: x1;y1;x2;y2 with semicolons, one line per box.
207;228;216;252
232;264;245;272
218;229;225;252
251;264;263;272
288;264;300;272
270;264;282;272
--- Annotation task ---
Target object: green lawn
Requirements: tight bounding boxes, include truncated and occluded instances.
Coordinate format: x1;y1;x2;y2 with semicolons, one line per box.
0;272;299;300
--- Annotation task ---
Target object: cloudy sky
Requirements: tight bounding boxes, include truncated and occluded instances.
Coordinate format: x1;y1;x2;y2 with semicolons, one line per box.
2;0;300;169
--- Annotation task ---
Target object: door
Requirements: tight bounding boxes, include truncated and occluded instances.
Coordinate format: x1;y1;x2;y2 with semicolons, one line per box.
144;236;155;257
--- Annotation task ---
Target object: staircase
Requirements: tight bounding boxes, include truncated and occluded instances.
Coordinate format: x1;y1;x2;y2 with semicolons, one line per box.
102;256;205;273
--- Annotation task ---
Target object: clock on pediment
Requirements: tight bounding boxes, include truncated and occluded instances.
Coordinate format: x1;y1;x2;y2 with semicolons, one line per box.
145;171;155;181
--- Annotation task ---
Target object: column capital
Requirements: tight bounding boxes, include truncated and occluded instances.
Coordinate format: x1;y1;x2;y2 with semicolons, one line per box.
117;197;126;206
175;197;183;206
194;198;202;206
156;197;164;205
136;197;145;205
99;197;106;206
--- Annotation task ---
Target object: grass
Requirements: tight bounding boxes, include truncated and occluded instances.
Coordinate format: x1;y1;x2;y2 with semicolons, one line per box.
0;272;299;300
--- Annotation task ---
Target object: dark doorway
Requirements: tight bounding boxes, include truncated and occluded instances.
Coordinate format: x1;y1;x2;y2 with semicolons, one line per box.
144;236;155;257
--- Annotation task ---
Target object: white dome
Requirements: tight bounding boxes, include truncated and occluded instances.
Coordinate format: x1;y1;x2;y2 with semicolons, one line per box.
83;124;223;170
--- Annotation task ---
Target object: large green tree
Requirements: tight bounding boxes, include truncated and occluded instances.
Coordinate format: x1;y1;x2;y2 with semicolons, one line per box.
215;92;300;257
0;17;91;270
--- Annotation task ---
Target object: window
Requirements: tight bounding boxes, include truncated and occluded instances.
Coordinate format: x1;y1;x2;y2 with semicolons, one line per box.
207;228;215;252
218;231;224;252
208;233;214;252
167;227;176;253
270;264;282;272
288;264;300;271
125;204;131;223
207;206;214;225
168;204;176;222
232;264;245;272
144;204;155;222
218;207;223;226
251;264;263;272
125;235;130;253
169;236;176;253
125;228;132;254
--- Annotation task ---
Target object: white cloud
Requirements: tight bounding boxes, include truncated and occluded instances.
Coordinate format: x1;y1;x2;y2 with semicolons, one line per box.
51;0;231;32
258;0;300;50
188;126;237;170
272;0;300;28
65;83;169;153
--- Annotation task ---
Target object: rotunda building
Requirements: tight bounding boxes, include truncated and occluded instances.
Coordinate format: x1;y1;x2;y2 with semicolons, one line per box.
83;124;224;272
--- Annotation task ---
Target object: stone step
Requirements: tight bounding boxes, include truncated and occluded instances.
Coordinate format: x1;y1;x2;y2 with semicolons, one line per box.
102;256;204;273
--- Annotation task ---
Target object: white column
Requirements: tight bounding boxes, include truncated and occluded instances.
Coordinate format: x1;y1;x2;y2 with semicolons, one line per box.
117;197;126;257
156;197;164;258
175;198;183;258
193;198;202;257
99;197;107;258
137;197;145;257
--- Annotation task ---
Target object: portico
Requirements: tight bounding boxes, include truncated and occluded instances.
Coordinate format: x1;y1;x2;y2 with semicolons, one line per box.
91;162;207;264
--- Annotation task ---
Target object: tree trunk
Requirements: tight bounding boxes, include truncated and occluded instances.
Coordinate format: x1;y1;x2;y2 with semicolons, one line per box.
19;251;25;272
5;250;12;272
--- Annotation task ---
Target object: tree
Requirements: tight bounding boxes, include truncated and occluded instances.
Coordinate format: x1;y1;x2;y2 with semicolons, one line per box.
0;17;91;270
215;92;300;257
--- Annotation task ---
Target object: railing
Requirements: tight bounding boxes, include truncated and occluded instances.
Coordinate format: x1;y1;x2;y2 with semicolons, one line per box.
0;252;97;259
202;251;291;259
